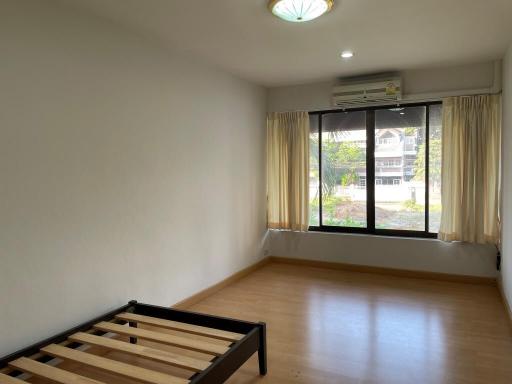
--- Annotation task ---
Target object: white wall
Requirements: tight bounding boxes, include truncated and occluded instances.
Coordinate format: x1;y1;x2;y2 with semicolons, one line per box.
0;0;267;356
267;61;497;112
501;44;512;307
269;231;496;277
267;61;498;277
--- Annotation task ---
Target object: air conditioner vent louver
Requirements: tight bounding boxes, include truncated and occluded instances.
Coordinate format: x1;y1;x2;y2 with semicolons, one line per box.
333;90;365;97
332;77;402;108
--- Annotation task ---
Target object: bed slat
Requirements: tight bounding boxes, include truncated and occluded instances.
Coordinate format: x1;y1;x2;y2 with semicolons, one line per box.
94;322;228;356
0;373;26;384
41;344;189;384
69;332;210;372
8;357;104;384
116;313;244;342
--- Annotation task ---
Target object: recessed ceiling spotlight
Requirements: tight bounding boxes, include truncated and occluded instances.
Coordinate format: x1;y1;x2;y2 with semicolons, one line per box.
340;51;354;59
268;0;334;23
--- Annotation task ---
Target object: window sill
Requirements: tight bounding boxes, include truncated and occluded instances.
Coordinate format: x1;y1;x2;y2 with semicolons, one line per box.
307;226;438;240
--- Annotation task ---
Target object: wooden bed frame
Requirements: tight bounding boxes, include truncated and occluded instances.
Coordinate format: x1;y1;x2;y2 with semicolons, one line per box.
0;301;267;384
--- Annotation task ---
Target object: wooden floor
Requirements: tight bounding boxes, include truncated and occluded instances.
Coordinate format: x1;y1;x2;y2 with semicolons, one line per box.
189;262;512;384
21;262;512;384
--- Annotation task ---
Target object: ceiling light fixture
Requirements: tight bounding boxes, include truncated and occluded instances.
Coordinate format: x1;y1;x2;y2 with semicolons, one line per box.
340;51;354;59
268;0;334;23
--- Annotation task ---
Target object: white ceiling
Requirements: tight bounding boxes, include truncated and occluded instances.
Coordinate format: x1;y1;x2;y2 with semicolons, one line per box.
65;0;512;87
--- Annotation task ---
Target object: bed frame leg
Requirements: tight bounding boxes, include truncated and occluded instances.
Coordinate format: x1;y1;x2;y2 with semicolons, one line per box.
257;322;267;375
129;321;137;344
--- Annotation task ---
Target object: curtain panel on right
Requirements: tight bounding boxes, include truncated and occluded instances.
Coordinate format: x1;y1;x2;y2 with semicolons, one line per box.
439;95;501;244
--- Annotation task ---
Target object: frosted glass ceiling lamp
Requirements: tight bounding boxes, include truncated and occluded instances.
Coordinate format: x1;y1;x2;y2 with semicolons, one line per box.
268;0;334;23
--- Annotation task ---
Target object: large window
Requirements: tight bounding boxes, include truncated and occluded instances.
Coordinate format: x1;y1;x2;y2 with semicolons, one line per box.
309;102;441;237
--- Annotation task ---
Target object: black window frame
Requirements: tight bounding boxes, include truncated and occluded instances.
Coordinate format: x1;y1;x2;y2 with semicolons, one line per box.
308;101;442;239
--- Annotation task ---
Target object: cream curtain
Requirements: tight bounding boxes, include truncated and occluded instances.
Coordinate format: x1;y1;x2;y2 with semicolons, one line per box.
267;111;310;231
439;95;501;244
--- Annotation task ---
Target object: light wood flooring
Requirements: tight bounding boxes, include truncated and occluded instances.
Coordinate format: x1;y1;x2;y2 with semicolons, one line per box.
190;262;512;384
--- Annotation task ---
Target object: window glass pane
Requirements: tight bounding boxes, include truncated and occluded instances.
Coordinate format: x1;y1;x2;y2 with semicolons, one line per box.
429;104;442;233
375;107;426;230
309;114;320;226
321;111;367;227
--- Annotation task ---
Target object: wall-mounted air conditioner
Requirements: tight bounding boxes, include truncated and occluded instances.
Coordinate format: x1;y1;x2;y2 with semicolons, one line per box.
332;77;402;107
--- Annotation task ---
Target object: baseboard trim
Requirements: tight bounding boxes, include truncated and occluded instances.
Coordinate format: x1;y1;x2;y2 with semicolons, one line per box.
497;277;512;327
173;257;271;309
269;256;497;285
172;255;496;310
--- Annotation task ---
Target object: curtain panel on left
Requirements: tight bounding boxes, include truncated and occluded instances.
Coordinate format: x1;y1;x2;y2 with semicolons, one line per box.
267;111;310;231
